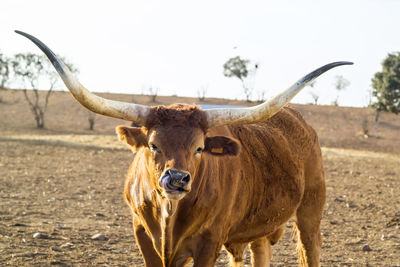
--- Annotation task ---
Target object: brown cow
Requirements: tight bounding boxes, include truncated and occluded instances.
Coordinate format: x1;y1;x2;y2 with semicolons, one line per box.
17;31;352;266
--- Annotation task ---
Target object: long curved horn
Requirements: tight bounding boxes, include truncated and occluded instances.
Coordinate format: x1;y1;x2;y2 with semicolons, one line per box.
15;30;150;124
205;61;353;128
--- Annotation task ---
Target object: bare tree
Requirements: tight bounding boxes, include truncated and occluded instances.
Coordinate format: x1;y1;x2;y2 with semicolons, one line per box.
256;90;266;103
12;53;77;128
197;85;208;101
306;81;319;105
309;91;320;105
0;52;11;102
88;111;96;130
361;117;369;138
333;75;350;106
148;86;159;103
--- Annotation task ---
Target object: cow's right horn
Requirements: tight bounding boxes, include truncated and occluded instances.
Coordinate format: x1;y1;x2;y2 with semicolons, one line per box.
205;61;353;128
16;31;150;125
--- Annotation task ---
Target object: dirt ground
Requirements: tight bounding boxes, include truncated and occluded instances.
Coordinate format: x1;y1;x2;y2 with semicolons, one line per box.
1;136;399;266
0;90;400;266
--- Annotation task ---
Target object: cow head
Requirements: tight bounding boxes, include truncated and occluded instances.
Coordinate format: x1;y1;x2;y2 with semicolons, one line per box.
116;104;240;200
15;30;352;201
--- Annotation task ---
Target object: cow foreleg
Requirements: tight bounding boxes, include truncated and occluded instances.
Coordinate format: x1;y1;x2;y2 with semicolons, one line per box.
192;239;222;267
224;242;248;267
134;224;163;267
249;236;272;267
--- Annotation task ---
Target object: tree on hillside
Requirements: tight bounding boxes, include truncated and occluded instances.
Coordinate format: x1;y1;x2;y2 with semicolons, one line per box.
307;81;320;105
0;52;11;102
310;91;319;105
11;53;77;128
88;111;96;131
223;56;258;102
371;52;400;125
333;75;350;106
256;90;266;103
197;85;208;102
147;86;159;103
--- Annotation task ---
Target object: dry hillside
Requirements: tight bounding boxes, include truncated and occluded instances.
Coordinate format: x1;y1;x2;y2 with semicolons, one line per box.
1;89;399;154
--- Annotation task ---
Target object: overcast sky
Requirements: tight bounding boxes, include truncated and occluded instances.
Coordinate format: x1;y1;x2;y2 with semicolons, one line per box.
2;0;400;107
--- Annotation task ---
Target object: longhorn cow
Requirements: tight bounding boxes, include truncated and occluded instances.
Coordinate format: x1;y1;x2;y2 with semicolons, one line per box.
17;30;352;267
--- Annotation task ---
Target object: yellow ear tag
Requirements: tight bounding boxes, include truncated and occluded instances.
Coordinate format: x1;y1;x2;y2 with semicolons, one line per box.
211;148;223;154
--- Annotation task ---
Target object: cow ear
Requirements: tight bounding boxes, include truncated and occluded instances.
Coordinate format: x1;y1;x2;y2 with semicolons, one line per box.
116;126;147;151
204;136;240;156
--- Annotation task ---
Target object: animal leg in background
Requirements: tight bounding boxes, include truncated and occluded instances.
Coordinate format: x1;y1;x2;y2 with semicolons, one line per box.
249;236;272;267
224;242;248;267
295;144;326;267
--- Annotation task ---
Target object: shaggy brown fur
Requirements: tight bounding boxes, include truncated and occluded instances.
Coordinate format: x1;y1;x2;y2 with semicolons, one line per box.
145;104;209;131
117;104;325;267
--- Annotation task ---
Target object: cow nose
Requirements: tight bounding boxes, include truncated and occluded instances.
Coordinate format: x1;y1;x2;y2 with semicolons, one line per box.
167;169;191;188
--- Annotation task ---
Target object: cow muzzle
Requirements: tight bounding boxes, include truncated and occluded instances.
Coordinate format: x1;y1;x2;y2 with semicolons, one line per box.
159;169;191;199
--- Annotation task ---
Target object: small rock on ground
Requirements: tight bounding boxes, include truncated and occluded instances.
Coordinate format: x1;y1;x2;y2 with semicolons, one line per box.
60;242;74;249
51;246;62;252
33;232;48;239
91;233;108;241
362;244;372;252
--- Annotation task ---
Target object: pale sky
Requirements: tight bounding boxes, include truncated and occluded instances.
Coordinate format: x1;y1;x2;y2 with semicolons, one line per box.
2;0;400;107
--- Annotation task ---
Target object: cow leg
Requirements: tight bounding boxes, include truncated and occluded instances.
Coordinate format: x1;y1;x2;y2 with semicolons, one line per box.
295;157;326;267
224;242;248;267
294;215;322;267
134;225;163;267
192;240;222;267
249;236;272;267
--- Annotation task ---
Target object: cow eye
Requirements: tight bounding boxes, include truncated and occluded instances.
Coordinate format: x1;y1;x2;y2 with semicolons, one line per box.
150;144;161;153
195;147;203;155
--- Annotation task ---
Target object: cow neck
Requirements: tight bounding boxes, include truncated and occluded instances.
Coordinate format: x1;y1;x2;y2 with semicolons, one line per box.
159;197;180;266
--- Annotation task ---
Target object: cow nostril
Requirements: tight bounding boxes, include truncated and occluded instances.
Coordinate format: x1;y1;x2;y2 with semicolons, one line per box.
166;169;173;176
182;174;191;184
166;169;191;186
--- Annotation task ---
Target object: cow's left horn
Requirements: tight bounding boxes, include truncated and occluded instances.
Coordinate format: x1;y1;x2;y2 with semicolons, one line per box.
205;61;353;128
15;31;150;124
